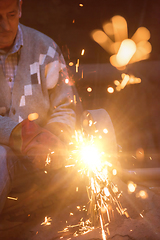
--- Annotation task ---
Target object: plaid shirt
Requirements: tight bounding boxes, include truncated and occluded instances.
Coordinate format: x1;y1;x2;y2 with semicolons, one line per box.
0;25;23;92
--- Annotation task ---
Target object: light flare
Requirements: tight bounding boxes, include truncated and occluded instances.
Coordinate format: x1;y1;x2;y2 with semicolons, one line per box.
80;145;102;171
92;15;152;69
41;216;52;226
128;181;137;193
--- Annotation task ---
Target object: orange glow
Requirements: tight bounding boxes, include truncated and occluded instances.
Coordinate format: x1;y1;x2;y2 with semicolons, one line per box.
101;206;106;214
82;119;89;127
107;86;114;93
112;186;118;193
130;40;152;63
74;95;77;104
114;80;120;86
72;19;75;23
116;74;129;91
7;196;18;201
82;69;83;78
69;62;74;66
103;22;114;37
91;30;114;54
28;112;39;121
116;39;137;66
120;74;130;89
136;148;144;161
81;49;85;55
129;75;141;84
79;3;83;7
41;216;52;226
103;128;108;134
111;15;128;42
112;169;117;176
132;27;150;43
89;120;93;126
76;59;79;72
65;78;69;84
139;190;148;199
92;15;152;69
128;181;137;193
92;30;109;44
110;54;122;69
115;74;141;91
87;87;92;92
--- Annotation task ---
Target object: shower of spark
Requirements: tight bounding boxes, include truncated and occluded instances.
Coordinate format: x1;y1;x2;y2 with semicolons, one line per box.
66;130;129;239
41;216;52;226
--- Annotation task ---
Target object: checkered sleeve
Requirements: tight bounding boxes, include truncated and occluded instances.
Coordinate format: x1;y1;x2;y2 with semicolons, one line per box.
44;46;76;140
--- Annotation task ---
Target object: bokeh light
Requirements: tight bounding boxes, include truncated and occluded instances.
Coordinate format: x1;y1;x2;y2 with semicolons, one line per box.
87;87;92;92
103;128;108;134
69;61;74;66
92;15;152;69
128;181;137;193
107;86;114;93
65;78;69;84
116;39;137;66
111;15;128;42
28;112;39;121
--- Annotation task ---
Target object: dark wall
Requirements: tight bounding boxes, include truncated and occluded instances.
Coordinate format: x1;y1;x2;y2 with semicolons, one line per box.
20;0;160;63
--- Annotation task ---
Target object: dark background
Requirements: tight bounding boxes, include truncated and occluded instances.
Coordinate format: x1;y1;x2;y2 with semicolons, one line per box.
20;0;160;168
20;0;160;63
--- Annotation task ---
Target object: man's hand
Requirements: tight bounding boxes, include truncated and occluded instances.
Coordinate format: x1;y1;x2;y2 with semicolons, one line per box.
0;107;6;116
9;119;68;169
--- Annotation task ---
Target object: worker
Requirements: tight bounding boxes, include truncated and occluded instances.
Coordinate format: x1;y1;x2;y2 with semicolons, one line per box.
0;0;76;214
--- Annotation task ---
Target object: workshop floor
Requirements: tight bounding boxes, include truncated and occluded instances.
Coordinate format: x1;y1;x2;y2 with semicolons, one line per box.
0;177;160;240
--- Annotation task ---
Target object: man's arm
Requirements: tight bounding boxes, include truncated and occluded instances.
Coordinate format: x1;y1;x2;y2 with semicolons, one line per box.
43;48;76;143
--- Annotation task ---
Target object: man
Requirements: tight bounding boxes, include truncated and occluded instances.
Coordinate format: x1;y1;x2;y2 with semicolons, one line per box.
0;0;76;215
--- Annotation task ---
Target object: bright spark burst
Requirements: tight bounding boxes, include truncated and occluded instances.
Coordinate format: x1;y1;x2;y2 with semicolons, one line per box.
80;145;101;171
67;130;129;240
41;216;52;226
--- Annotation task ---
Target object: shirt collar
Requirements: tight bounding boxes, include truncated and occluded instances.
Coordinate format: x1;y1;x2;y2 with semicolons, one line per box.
0;24;23;56
10;24;23;54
